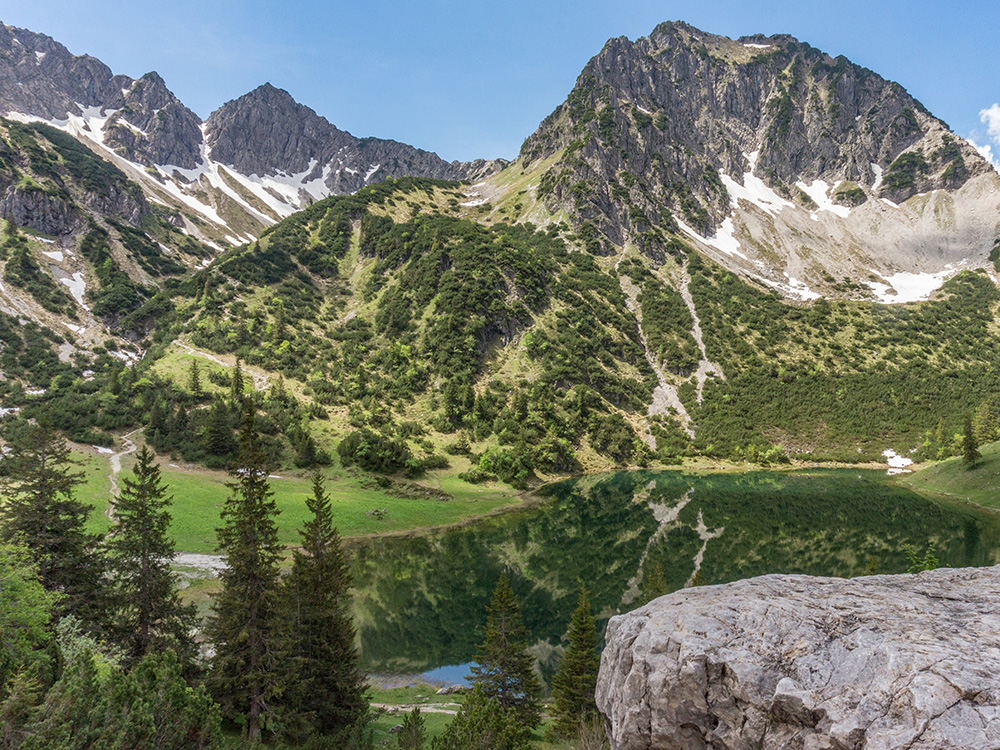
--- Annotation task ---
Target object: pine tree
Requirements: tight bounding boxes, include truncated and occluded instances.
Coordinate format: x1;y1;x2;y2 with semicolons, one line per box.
0;421;106;628
188;359;202;398
974;399;999;446
209;403;283;742
280;471;367;740
468;571;541;728
431;685;531;750
106;446;196;666
963;414;981;468
231;359;245;404
551;587;600;738
397;707;425;750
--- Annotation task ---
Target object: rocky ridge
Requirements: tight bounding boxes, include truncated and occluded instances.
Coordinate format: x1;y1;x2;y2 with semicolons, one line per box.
0;22;501;244
597;566;1000;749
499;20;1000;301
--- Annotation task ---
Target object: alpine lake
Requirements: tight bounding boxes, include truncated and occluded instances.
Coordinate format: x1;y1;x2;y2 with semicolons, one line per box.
348;468;1000;681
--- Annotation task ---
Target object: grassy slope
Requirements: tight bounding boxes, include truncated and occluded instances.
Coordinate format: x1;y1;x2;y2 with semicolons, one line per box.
76;448;521;554
898;441;1000;511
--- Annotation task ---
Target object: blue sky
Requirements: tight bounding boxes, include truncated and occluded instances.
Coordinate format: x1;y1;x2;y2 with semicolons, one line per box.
2;0;998;164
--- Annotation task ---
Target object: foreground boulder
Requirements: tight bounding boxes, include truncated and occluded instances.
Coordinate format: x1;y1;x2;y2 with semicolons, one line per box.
597;567;1000;749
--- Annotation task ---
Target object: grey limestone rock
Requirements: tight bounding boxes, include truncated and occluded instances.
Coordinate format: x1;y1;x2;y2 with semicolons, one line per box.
204;83;495;194
521;21;990;250
597;566;1000;749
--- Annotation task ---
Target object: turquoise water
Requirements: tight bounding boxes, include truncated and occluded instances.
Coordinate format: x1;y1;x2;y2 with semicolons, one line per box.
352;469;1000;673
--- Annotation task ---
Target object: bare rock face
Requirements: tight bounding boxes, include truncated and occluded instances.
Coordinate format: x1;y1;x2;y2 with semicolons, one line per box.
597;567;1000;749
205;83;495;193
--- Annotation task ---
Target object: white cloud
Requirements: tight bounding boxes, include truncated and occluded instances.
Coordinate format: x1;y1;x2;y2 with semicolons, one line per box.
970;102;1000;172
982;103;1000;141
973;140;999;172
969;103;1000;173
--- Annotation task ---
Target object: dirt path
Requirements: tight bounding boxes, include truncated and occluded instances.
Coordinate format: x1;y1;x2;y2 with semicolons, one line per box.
105;428;142;521
372;703;460;716
175;341;270;391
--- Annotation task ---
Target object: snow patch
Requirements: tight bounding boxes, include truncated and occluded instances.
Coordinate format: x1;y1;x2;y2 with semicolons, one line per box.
92;445;114;455
868;269;954;303
749;273;821;301
883;449;913;476
42;250;64;262
871;163;884;192
34;51;45;62
795;179;851;218
676;217;747;260
744;43;772;49
63;322;82;333
110;349;141;364
365;164;381;181
635;105;653;115
460;197;488;207
719;152;792;217
31;236;56;244
0;407;20;417
59;272;88;307
881;198;899;208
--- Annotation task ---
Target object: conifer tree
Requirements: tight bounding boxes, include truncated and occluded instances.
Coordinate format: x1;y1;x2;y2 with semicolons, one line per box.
231;359;245;404
551;587;600;738
431;686;531;750
468;571;541;728
0;421;106;628
209;403;283;742
397;707;425;750
188;359;202;398
963;414;981;468
280;471;367;739
106;446;196;666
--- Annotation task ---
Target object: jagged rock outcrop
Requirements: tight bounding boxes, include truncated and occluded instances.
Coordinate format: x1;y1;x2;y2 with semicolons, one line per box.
0;23;502;237
0;185;79;235
204;83;494;194
519;21;992;261
103;72;203;169
598;566;1000;749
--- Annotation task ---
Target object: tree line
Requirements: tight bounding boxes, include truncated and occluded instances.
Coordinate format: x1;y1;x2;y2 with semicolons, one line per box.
0;408;608;748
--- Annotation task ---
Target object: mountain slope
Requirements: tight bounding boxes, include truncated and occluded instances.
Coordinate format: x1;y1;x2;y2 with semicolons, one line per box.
0;21;999;486
0;22;502;246
481;21;999;301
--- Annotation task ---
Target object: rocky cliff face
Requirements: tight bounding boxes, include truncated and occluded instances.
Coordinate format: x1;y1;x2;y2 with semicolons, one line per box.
522;22;988;244
597;566;1000;749
204;83;490;194
0;23;502;242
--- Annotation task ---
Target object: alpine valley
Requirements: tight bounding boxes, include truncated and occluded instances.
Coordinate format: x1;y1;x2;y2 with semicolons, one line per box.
1;19;998;477
3;14;1000;750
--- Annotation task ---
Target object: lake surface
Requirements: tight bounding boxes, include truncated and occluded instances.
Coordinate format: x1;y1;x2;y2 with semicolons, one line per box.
351;469;1000;674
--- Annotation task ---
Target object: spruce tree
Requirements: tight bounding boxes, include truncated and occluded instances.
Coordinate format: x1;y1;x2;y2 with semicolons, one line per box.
209;403;283;742
0;421;106;628
468;571;541;728
188;359;202;398
551;587;600;738
280;471;367;740
431;686;531;750
963;414;981;468
231;359;245;404
106;446;196;666
397;707;425;750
